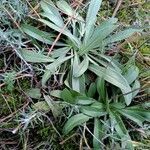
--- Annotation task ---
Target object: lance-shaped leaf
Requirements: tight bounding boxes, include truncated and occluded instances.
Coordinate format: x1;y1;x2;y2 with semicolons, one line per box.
57;0;74;16
131;80;140;98
117;109;145;127
19;49;54;63
46;55;73;70
123;65;139;84
80;105;106;117
110;111;134;150
89;64;132;105
88;82;96;98
84;0;102;43
79;24;118;55
73;55;89;77
93;118;103;150
41;0;64;27
21;24;55;45
39;19;80;47
63;113;91;135
104;28;142;45
42;55;73;86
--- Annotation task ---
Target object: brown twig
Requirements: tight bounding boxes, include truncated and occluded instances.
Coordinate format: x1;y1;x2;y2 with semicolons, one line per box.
112;0;123;17
0;101;29;123
47;2;82;55
83;124;92;150
0;74;32;88
25;0;41;19
59;133;79;145
2;6;24;34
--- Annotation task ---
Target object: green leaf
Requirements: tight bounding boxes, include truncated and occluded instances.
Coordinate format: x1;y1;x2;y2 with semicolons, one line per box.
96;77;105;101
72;76;80;92
41;0;61;18
41;0;64;27
63;113;91;135
93;118;102;150
80;24;118;55
26;88;41;99
95;53;122;72
42;70;52;86
84;0;102;43
125;107;150;121
89;64;132;105
44;95;62;118
91;102;104;110
61;88;75;104
124;65;139;84
110;111;133;150
80;105;106;117
117;109;145;126
88;82;96;98
19;49;54;63
57;0;74;16
79;74;86;94
21;24;55;45
104;28;142;45
72;52;80;92
131;80;140;98
92;18;118;38
46;55;73;70
39;19;80;47
33;101;50;111
50;90;62;98
76;96;95;105
51;47;70;58
41;12;64;27
73;55;89;77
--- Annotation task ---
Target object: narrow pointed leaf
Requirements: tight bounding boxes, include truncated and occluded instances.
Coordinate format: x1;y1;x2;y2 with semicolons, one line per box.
124;65;139;84
57;0;74;16
63;113;91;135
41;12;64;27
46;55;73;70
110;111;134;149
39;19;80;47
132;80;140;98
93;118;102;150
84;0;102;43
41;0;61;18
50;90;62;98
76;96;95;105
118;109;145;126
41;0;64;27
80;25;118;55
19;49;54;63
21;24;55;45
80;105;106;117
89;64;132;105
73;55;89;77
72;52;80;92
104;28;142;44
88;82;96;97
42;70;52;86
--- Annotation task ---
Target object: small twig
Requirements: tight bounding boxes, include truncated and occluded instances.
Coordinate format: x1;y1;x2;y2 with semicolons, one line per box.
28;3;40;15
112;0;123;17
59;133;79;145
47;2;81;55
83;124;92;150
2;6;24;34
0;74;32;88
25;0;41;19
47;18;72;55
0;101;29;123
